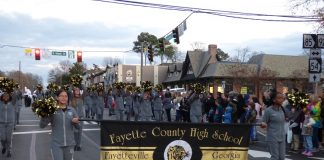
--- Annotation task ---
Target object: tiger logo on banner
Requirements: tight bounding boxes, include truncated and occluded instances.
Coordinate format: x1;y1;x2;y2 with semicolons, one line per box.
164;140;192;160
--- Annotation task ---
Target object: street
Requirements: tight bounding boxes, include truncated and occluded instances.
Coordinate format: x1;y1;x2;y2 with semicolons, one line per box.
2;107;323;160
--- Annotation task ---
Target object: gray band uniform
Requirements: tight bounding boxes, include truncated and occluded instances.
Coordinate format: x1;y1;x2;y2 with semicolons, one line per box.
188;93;203;123
262;106;286;160
40;107;80;160
72;98;84;149
0;101;15;154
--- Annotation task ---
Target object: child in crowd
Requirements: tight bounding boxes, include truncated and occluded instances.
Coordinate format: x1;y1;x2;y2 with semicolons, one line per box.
301;110;315;157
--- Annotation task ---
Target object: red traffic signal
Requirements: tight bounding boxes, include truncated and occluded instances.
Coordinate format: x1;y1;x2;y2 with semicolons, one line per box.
35;48;41;60
77;51;82;62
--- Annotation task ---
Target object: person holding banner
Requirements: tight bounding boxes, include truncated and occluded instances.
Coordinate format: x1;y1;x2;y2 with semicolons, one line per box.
0;92;15;158
70;87;84;151
40;89;80;160
152;88;163;122
261;90;286;160
139;91;153;121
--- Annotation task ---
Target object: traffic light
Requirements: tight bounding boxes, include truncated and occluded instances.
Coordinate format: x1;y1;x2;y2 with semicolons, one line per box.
148;45;154;62
172;27;180;44
35;48;40;60
77;51;82;62
158;38;165;52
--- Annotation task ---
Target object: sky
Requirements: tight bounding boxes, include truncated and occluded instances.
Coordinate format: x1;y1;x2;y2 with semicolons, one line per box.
0;0;317;84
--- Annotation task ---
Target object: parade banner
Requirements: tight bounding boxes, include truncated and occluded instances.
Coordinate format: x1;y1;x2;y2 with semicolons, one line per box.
100;121;251;160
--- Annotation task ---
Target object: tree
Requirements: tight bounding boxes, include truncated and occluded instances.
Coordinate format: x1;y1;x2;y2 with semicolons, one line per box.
69;62;87;76
102;57;122;66
59;60;72;73
132;32;158;53
231;47;251;62
290;0;324;30
190;42;205;51
7;71;42;91
164;45;177;62
216;48;230;61
171;51;186;63
0;70;5;77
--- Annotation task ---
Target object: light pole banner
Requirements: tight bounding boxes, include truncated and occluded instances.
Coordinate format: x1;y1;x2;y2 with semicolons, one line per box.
100;121;251;160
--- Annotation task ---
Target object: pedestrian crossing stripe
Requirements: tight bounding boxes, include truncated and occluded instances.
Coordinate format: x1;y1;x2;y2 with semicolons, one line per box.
83;121;98;125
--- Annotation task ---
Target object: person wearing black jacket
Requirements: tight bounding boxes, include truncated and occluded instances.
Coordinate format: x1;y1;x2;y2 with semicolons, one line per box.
204;93;216;123
289;107;304;152
179;95;190;122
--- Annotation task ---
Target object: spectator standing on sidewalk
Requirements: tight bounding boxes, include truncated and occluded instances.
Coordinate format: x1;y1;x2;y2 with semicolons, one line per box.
261;90;286;160
301;109;315;157
288;107;304;152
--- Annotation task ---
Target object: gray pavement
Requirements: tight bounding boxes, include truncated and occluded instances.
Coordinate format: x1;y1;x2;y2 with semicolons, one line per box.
1;107;324;160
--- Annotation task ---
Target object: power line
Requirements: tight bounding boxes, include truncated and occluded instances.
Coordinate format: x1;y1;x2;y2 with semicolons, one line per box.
93;0;321;22
0;43;132;53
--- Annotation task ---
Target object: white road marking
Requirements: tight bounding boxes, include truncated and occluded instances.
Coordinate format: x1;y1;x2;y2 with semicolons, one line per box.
82;132;100;149
309;157;324;160
29;133;37;160
257;131;266;137
20;120;39;122
248;149;292;160
13;128;99;135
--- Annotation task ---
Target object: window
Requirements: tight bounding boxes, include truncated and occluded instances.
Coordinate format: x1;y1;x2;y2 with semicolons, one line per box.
168;72;173;77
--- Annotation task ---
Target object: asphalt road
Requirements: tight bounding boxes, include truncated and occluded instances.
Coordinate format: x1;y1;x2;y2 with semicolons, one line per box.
1;107;323;160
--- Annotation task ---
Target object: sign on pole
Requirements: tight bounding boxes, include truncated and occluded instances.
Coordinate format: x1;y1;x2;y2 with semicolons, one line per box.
52;51;67;56
309;59;322;73
309;73;321;83
303;34;317;48
310;49;321;58
317;34;324;48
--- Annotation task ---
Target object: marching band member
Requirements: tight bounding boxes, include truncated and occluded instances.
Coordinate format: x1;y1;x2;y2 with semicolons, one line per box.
96;90;105;121
124;88;133;121
40;89;80;160
71;87;84;151
90;91;97;120
0;92;15;157
114;88;125;121
132;88;141;121
84;90;92;119
13;85;23;129
152;87;163;122
188;87;204;123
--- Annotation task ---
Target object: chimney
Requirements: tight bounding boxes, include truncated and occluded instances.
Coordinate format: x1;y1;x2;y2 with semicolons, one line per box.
208;44;218;64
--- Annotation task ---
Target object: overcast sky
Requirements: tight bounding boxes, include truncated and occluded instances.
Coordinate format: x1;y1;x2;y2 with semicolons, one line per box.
0;0;317;84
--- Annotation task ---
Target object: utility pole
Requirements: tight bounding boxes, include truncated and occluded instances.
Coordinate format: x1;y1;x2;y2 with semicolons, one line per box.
141;42;144;84
19;61;21;88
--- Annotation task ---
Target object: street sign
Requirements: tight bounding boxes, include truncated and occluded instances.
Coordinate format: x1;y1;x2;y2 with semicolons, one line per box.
52;51;67;56
310;49;321;59
317;34;324;48
303;34;317;48
309;58;322;73
165;33;173;41
309;73;321;83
